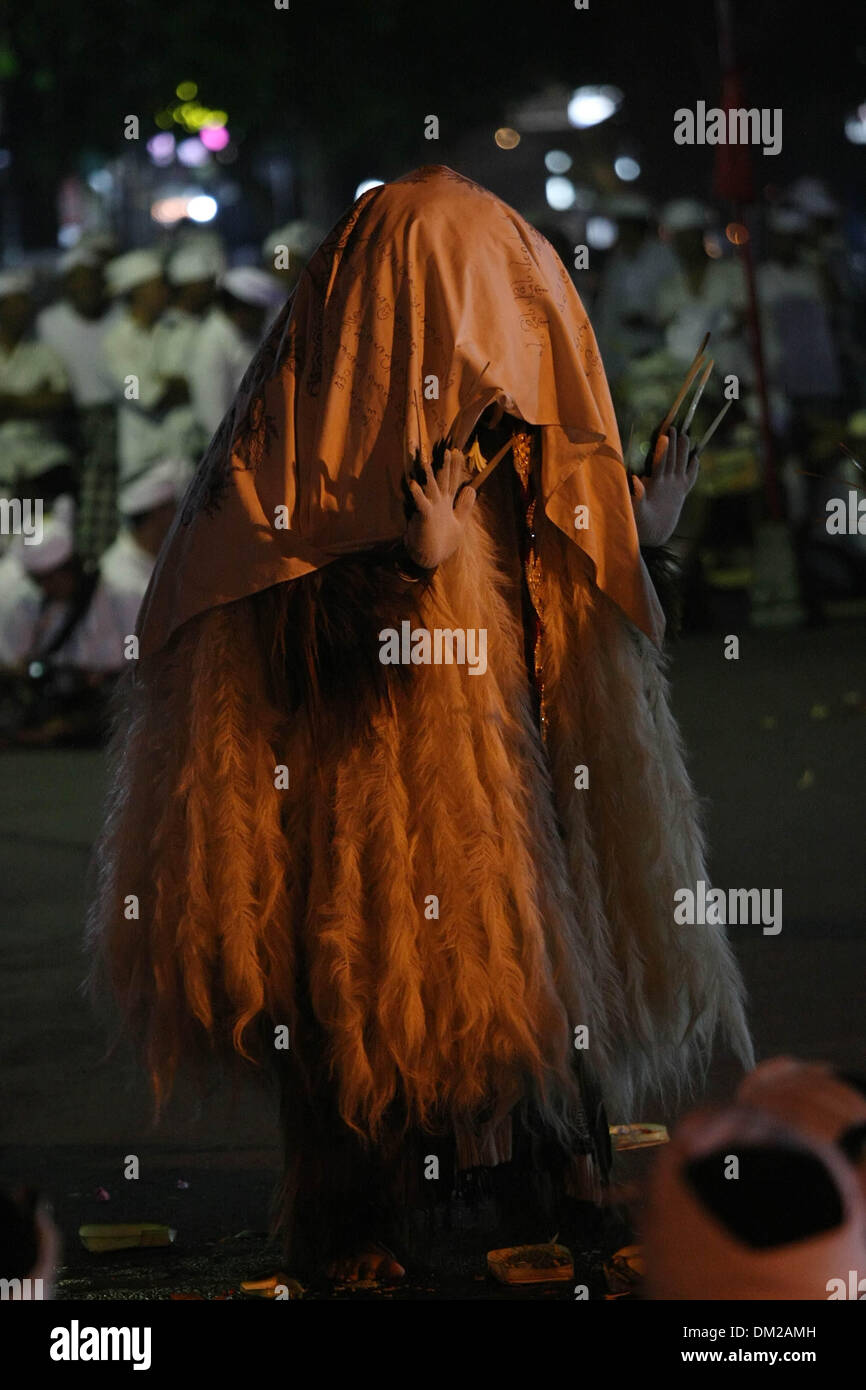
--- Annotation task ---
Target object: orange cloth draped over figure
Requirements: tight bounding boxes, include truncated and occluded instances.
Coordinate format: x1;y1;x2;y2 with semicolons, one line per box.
137;164;664;658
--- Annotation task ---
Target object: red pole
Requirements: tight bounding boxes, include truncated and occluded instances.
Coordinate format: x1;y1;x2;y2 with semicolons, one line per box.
714;0;783;521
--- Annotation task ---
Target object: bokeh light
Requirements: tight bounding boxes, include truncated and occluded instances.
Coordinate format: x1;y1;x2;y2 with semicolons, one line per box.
614;155;641;181
545;176;576;210
586;215;618;249
494;127;520;149
151;196;189;225
187;194;218;222
86;168;113;194
544;150;572;174
177;137;210;167
725;222;750;246
147;132;176;167
200;126;230;152
567;85;622;129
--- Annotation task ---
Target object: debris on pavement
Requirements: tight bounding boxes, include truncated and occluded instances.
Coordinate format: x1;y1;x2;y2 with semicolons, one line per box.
487;1242;573;1285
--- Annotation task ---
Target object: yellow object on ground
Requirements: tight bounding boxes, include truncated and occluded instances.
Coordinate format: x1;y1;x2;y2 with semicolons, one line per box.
79;1222;176;1253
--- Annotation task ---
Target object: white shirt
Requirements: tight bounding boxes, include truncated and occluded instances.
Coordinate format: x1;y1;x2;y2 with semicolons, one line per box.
158;307;203;363
64;531;156;671
0;337;71;486
103;312;203;485
36;300;119;408
656;258;751;382
190;308;256;437
98;528;154;626
0;530;155;673
594;238;678;380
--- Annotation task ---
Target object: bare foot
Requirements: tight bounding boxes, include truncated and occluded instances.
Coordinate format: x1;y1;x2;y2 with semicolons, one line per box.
327;1243;405;1282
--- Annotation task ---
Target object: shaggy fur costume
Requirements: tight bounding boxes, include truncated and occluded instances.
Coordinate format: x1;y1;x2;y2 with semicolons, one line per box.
87;454;753;1173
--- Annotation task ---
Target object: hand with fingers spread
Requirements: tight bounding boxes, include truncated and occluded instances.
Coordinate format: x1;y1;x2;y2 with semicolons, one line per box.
631;425;700;548
404;447;477;569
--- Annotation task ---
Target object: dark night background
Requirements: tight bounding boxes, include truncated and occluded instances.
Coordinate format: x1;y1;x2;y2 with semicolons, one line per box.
4;0;865;246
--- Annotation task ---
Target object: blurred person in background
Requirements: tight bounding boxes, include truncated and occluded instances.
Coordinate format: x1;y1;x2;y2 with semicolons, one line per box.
191;267;286;436
656;199;750;386
788;177;866;401
0;496;103;744
156;241;228;463
592;194;675;396
162;243;222;364
262;218;321;295
105;458;181;612
655;200;757;604
758;207;844;407
790;178;852;301
37;248;120;568
759;206;847;621
0;269;74;554
0;482;172;747
102;250;199;490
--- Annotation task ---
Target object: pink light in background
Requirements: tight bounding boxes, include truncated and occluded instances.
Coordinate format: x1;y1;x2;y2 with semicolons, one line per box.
200;126;230;152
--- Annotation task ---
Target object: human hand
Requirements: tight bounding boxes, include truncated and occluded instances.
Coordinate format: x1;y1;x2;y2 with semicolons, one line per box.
404;448;476;569
631;426;699;547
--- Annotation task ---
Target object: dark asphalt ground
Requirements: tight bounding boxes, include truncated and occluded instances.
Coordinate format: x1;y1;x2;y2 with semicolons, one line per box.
1;619;864;1299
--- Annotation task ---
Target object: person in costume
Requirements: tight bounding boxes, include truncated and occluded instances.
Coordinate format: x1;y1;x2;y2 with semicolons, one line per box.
87;166;753;1280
